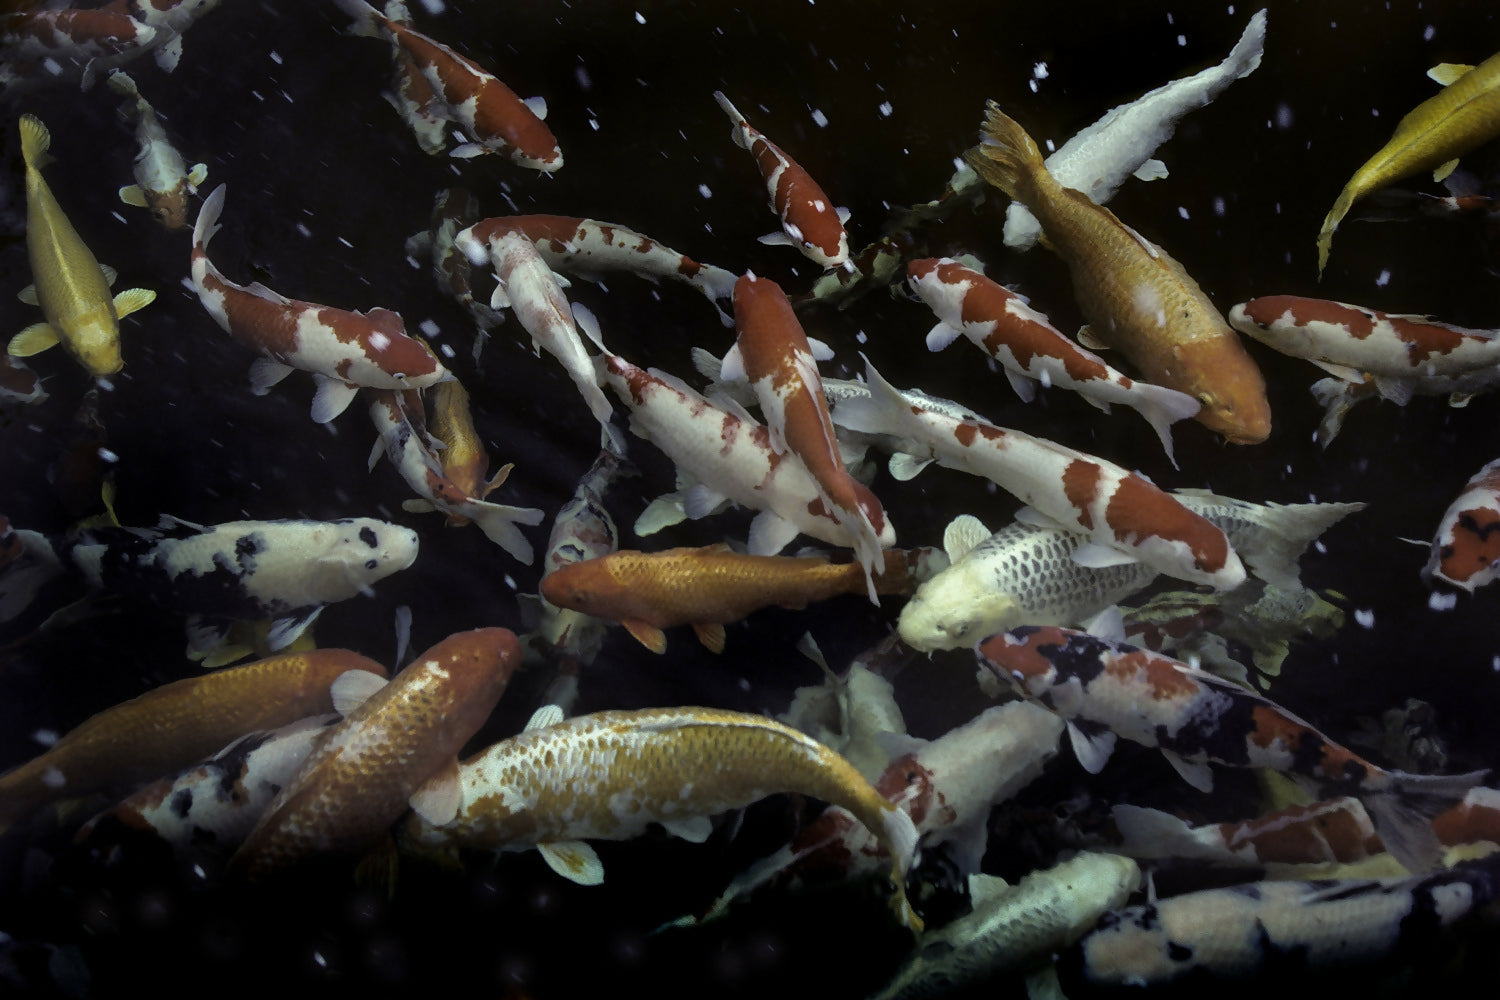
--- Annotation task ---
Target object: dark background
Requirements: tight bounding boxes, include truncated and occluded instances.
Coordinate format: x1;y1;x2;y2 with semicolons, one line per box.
2;1;1499;996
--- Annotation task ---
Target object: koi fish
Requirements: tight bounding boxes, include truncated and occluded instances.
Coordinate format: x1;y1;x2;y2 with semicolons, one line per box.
11;114;155;378
465;229;619;447
455;215;738;324
0;353;46;407
403;187;503;342
1060;856;1500;990
1002;9;1266;250
367;389;542;562
976;626;1489;871
332;0;562;169
1431;786;1500;848
1317;50;1500;276
190;184;448;422
107;70;206;230
725;272;891;599
713;91;851;268
538;543;925;655
872;853;1141;1000
107;0;222;73
966;103;1271;444
596;351;894;557
1111;797;1385;870
1423;457;1500;592
1;7;157;92
230;627;521;881
832;357;1244;590
400;704;923;932
0;648;387;830
778;632;911;780
417;379;511;519
908;257;1200;463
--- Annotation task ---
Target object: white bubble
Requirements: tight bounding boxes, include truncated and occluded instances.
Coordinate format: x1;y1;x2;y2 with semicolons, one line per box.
1376;269;1391;287
878;101;893;117
1354;608;1375;628
698;183;712;199
811;108;829;128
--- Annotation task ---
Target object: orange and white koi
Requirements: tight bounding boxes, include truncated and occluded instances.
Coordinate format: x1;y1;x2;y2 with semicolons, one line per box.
1;7;157;91
1317;50;1500;276
909;257;1200;463
832;358;1244;590
713;91;850;268
229;627;521;881
0;648;387;831
332;0;562;170
725;272;891;599
107;69;206;230
400;704;923;932
976;626;1489;871
367;389;543;563
1112;797;1385;869
1423;458;1500;592
190;185;448;423
456;214;738;324
597;351;893;557
538;543;926;655
967;103;1271;444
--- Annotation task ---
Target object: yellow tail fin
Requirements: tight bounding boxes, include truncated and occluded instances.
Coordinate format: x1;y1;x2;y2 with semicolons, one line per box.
19;114;52;170
964;101;1045;201
1316;182;1358;278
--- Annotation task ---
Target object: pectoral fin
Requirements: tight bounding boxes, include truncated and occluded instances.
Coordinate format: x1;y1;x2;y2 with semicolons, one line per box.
9;323;60;357
408;757;463;826
1066;722;1116;774
119;184;148;207
692;622;726;654
331;668;389;716
538;841;604;885
1162;749;1215;793
661;814;713;843
1427;62;1474;86
112;287;156;318
17;285;37;305
1433;158;1460;183
624;620;668;654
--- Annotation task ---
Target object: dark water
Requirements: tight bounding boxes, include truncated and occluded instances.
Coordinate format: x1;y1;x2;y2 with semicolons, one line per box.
2;1;1500;996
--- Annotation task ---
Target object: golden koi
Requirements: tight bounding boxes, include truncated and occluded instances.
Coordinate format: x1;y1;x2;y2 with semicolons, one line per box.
400;705;923;932
10;114;154;377
538;543;924;654
0;648;388;830
422;379;509;521
1316;50;1500;276
965;103;1270;444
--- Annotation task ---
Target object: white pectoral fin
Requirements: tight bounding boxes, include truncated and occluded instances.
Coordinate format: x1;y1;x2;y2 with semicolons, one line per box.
718;343;745;383
489;283;512;310
1132;158;1168;182
747;509;800;556
249;357;295;395
408;757;463;826
1003;368;1037;403
924;322;964;352
538;841;604;885
1079;604;1125;643
682;483;730;520
635;492;689;535
154;34;184;72
1066;722;1116;774
805;336;835;362
887;452;932;482
449;143;488;160
523;95;548;120
1076;325;1109;350
757;230;800;248
661;814;713;843
942;514;991;564
1162;750;1215;793
310;377;360;423
266;606;322;650
188;163;208;188
119;184;148;207
524;704;566;731
330;667;389;716
1070;542;1139;569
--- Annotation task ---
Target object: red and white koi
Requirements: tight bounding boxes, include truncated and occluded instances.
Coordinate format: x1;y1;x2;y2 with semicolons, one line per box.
467;229;618;446
332;0;563;170
230;627;521;881
1;7;157;91
597;351;894;557
109;0;221;72
107;70;206;230
832;357;1244;590
909;257;1200;463
400;704;923;932
713;91;850;268
976;626;1489;871
725;272;891;599
456;214;738;324
1423;457;1500;592
367;389;543;563
190;185;448;422
1111;797;1385;870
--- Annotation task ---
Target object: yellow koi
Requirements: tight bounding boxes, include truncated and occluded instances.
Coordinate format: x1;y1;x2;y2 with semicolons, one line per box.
965;102;1271;445
1317;51;1500;276
423;379;509;521
10;114;155;377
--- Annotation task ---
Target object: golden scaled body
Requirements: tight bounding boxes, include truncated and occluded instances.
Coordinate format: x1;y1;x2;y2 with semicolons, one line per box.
0;648;388;829
539;543;922;653
966;102;1271;445
1317;50;1500;276
12;114;155;377
426;379;507;520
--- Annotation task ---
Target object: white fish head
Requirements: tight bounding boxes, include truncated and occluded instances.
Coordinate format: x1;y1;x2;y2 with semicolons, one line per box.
896;573;1019;653
303;518;420;596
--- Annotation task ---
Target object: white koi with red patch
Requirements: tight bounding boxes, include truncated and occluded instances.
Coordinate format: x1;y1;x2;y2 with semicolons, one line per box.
1423;457;1500;592
332;0;562;170
726;272;890;601
108;70;206;231
713;91;850;268
190;185;447;423
367;390;543;564
0;8;157;90
457;214;737;324
1111;797;1385;869
114;0;220;72
598;351;895;558
977;626;1488;871
910;257;1200;463
832;357;1242;590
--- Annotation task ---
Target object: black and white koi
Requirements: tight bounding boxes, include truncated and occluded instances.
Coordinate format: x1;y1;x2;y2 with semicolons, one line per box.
107;70;206;230
190;185;449;423
976;626;1489;870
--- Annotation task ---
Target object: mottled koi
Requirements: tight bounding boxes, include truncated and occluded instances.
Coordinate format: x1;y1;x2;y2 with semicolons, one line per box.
108;70;206;230
1423;457;1500;592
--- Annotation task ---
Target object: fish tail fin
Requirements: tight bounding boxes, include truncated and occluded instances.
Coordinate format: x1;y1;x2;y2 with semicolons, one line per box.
330;0;385;37
965;102;1044;202
1360;767;1488;872
695;265;739;327
194;184;227;255
1316;183;1359;278
1129;382;1202;469
1225;8;1268;80
19;114;52;171
468;499;546;565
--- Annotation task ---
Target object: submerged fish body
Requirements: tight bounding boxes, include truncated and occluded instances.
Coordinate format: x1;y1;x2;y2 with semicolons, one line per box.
402;705;923;931
230;627;521;881
1317;50;1500;275
0;649;387;830
1424;457;1500;592
108;69;206;230
966;103;1270;444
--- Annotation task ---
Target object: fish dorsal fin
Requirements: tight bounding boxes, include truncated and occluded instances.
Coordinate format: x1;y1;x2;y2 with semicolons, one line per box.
1117;222;1160;259
331;668;389;716
942;514;991;563
538;841;604;885
1428;62;1474;86
525;704;566;731
1066;722;1116;774
408;756;462;826
662;814;713;843
1162;749;1215;793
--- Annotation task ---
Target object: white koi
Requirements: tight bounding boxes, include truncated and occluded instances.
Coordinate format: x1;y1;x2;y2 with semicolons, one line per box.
107;70;206;230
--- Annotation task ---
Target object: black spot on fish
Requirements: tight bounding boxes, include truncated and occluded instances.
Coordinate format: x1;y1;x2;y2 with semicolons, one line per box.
1032;629;1117;686
169;788;194;819
365;559;378;570
234;532;264;568
1167;941;1193;963
360;526;379;547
